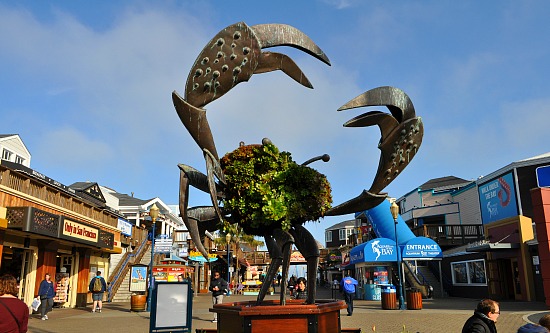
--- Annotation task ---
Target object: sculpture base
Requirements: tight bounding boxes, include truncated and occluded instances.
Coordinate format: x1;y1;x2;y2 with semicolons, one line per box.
211;299;347;333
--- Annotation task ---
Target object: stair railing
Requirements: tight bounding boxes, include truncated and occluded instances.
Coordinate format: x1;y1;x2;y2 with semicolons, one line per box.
107;236;148;302
403;261;432;298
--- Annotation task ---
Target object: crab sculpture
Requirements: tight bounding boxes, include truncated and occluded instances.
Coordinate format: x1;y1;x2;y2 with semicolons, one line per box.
172;22;423;306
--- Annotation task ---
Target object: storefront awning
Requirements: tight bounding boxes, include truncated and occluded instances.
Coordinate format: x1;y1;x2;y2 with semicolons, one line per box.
350;236;442;264
466;242;519;252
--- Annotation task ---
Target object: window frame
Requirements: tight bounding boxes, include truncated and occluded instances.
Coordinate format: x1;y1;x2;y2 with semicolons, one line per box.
325;231;332;243
451;259;487;286
2;148;13;161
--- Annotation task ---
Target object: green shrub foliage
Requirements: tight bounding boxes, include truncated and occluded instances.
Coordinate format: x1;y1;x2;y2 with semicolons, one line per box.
220;143;332;235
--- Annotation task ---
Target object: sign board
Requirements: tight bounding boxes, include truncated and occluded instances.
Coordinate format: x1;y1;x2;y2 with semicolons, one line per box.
154;237;173;254
536;165;550;188
402;237;442;259
153;265;195;282
117;218;133;237
129;265;148;292
478;172;518;224
150;281;193;333
59;217;99;246
350;237;397;263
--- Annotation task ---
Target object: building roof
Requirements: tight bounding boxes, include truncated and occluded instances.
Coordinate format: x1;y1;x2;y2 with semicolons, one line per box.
110;192;151;206
0;134;18;139
325;219;355;231
418;176;471;191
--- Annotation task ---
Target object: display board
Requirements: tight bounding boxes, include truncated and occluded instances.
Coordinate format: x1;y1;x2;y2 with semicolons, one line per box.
130;265;148;292
150;281;193;333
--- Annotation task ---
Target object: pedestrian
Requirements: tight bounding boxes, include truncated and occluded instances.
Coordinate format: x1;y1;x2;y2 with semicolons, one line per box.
288;275;297;297
37;273;55;321
208;270;227;323
517;323;549;333
0;274;29;332
462;299;500;333
540;314;550;331
88;271;107;313
293;277;307;300
340;272;358;316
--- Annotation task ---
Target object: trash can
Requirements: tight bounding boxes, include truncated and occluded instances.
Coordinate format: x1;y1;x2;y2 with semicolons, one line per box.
406;288;422;310
130;293;147;312
381;285;397;310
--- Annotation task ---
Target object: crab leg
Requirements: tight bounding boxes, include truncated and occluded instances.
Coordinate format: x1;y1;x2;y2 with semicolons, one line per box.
273;228;294;306
289;225;319;304
256;233;283;305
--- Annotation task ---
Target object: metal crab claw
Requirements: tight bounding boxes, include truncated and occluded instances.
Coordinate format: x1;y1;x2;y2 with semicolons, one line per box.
173;22;331;163
326;86;423;216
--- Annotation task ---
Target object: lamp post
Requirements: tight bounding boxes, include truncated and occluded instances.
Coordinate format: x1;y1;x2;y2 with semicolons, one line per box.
390;201;406;310
225;233;231;296
146;203;159;312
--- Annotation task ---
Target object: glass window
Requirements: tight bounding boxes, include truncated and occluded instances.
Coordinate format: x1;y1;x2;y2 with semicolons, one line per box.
15;155;25;164
325;231;332;242
339;229;346;240
451;259;487;286
2;149;12;161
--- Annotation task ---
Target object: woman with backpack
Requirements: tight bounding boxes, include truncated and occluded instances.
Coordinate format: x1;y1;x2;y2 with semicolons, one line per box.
88;271;107;313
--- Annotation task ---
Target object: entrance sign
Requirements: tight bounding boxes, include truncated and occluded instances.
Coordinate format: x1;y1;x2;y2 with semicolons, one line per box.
149;281;193;333
402;237;442;259
536;165;550;188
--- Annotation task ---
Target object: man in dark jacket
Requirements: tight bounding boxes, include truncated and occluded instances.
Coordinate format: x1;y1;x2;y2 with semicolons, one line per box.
208;271;227;323
462;299;500;333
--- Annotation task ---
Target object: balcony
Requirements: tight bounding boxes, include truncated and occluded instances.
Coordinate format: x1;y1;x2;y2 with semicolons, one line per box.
411;224;484;247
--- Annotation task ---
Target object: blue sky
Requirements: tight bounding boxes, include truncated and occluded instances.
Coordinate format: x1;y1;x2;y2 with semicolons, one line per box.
2;1;550;244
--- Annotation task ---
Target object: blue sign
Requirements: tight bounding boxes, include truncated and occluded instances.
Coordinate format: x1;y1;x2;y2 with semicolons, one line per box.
402;237;442;259
478;172;518;224
536;165;550;188
350;238;397;263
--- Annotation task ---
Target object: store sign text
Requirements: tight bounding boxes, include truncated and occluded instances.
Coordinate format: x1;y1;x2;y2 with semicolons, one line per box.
63;220;98;243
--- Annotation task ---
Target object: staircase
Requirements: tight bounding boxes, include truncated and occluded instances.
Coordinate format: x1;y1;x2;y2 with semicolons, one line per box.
111;243;151;302
417;266;447;298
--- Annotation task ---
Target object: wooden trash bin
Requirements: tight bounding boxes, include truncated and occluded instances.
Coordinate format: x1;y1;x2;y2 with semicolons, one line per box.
406;289;422;310
381;286;397;310
130;294;147;312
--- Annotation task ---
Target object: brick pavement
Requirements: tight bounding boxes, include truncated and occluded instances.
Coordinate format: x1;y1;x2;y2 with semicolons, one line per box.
27;287;548;333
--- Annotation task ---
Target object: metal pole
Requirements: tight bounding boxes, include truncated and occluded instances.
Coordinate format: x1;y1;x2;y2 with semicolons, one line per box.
393;217;406;310
227;241;231;296
146;221;155;312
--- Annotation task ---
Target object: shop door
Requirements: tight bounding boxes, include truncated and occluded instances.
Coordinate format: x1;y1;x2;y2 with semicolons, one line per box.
19;250;34;301
487;259;514;300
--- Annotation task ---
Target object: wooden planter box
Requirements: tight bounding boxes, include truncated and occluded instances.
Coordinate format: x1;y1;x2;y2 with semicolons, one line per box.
211;299;347;333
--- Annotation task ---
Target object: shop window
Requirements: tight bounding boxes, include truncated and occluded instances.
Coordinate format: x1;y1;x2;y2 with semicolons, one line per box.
451;259;487;286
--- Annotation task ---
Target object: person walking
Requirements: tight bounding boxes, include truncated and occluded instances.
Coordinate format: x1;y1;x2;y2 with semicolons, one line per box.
0;274;29;332
462;299;500;333
292;277;307;300
37;273;55;321
340;272;358;316
208;270;227;323
89;271;107;313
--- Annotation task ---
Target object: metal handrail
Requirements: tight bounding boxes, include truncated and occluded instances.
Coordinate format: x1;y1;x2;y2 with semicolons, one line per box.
107;237;148;302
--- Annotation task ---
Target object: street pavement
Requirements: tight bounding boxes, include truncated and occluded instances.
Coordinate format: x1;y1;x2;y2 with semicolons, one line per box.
27;287;549;333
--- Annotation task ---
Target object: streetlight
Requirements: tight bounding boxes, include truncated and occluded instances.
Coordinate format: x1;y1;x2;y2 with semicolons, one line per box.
390;201;406;310
146;203;159;312
225;233;231;296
